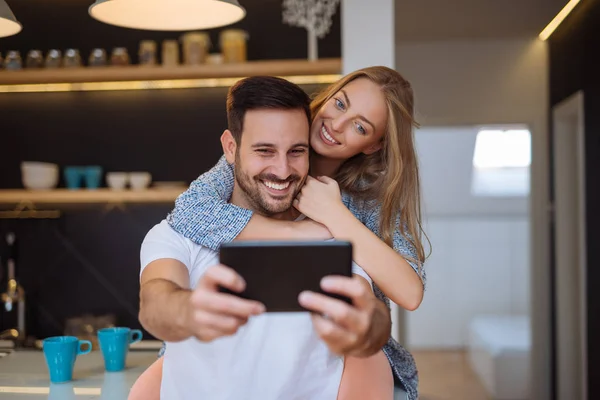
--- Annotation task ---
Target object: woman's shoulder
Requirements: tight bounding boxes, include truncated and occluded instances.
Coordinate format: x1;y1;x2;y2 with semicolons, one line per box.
341;191;382;221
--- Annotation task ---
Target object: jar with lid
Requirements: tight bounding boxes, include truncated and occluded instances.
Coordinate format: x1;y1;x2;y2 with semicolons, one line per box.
138;40;157;66
219;29;248;63
88;48;107;67
45;50;62;68
161;40;179;66
4;51;22;70
63;49;82;68
26;50;44;68
180;32;211;65
111;48;130;66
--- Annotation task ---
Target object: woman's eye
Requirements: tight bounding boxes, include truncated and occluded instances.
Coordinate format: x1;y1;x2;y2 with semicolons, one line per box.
356;123;366;135
335;98;345;110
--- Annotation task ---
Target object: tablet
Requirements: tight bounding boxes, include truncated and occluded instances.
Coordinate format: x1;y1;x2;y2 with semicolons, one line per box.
218;241;353;312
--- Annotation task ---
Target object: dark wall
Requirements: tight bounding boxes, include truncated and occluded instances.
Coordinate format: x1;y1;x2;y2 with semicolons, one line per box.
0;0;341;62
549;0;600;397
0;0;340;341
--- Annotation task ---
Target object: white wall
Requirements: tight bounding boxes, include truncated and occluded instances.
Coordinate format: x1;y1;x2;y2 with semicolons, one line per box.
341;0;394;74
409;127;530;348
392;35;549;399
393;39;548;353
417;127;528;217
395;38;548;129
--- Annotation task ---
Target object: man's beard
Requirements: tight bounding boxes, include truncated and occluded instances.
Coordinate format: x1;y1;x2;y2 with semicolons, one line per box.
234;152;303;216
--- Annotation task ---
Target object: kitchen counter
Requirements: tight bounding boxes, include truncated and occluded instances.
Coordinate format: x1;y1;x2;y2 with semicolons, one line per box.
0;349;409;399
0;349;157;399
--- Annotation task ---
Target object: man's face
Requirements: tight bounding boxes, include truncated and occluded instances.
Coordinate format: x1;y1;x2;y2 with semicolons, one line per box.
232;108;310;216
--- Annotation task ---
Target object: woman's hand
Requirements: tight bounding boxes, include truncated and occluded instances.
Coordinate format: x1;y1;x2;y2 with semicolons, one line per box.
293;176;345;226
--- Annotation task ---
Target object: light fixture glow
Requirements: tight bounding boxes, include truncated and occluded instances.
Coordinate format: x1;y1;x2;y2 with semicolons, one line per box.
89;0;246;31
0;75;342;94
0;0;21;38
539;0;581;41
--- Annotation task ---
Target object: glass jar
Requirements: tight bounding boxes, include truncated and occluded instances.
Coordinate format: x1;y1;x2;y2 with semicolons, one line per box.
63;49;82;68
4;51;22;70
138;40;157;66
180;32;211;65
219;29;248;63
45;50;62;68
161;40;179;66
26;50;44;68
88;48;107;67
110;47;130;66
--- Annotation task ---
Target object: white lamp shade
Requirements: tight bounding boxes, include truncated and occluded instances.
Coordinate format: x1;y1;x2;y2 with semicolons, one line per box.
0;0;21;38
89;0;246;31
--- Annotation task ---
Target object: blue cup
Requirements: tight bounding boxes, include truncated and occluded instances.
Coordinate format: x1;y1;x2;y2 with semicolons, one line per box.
97;327;142;372
42;336;92;383
63;167;84;190
83;166;103;190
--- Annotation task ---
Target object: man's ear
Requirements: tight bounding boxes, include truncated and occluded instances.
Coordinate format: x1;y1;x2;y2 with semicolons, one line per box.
362;140;383;155
221;130;237;163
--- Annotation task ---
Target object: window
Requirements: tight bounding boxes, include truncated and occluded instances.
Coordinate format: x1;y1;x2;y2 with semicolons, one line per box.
471;128;531;197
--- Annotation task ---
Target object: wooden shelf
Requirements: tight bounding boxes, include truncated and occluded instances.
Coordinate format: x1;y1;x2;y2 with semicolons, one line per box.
0;188;185;205
0;58;342;85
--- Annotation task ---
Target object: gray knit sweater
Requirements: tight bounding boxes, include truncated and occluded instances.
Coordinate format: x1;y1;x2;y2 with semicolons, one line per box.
166;156;425;399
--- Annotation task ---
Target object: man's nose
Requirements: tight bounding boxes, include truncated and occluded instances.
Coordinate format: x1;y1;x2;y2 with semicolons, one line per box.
270;154;292;180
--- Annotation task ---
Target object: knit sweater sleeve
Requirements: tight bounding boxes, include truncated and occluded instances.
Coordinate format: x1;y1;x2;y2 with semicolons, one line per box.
166;155;253;251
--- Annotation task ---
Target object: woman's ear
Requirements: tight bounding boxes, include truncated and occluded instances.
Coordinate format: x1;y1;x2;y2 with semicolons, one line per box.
221;130;237;163
362;141;383;155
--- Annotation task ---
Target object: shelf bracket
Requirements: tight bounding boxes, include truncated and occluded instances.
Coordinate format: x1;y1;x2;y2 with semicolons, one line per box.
0;201;61;219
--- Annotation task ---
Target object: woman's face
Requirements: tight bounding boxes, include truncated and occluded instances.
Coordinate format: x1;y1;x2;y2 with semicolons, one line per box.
310;77;388;160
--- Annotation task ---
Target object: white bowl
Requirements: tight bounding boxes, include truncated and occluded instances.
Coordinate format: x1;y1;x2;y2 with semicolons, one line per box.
128;172;152;190
20;162;59;190
106;172;128;190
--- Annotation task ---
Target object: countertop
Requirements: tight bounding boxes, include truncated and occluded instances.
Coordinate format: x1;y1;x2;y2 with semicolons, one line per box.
0;349;409;399
0;349;157;399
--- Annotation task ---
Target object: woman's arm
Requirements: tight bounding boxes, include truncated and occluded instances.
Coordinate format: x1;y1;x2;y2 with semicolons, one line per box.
324;204;424;311
167;156;330;251
293;176;425;311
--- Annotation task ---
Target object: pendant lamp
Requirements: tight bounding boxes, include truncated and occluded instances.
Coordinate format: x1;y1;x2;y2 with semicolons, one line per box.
89;0;246;31
0;0;21;38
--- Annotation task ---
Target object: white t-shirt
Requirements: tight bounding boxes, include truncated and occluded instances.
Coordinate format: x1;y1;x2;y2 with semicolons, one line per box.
140;220;372;400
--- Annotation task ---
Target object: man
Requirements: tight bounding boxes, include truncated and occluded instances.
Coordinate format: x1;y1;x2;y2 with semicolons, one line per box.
138;76;391;399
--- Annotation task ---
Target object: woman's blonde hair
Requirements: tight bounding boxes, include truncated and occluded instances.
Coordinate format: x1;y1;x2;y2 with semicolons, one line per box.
310;66;428;270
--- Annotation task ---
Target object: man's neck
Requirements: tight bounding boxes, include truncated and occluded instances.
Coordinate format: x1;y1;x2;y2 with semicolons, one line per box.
230;184;300;221
309;152;343;178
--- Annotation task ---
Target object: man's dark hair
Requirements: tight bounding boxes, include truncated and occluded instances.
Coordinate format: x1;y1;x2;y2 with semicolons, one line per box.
226;76;311;144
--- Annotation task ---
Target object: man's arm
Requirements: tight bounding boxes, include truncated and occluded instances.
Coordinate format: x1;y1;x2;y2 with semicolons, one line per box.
140;259;266;343
298;275;391;357
139;259;193;342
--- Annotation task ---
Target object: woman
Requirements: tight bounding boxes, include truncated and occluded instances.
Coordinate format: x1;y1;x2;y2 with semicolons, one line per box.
130;66;427;400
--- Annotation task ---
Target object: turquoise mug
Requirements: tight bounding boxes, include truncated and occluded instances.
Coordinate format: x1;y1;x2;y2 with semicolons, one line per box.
63;166;84;190
83;166;103;190
42;336;92;383
97;327;142;372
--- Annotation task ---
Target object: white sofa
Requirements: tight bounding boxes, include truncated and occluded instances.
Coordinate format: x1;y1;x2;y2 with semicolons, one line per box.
467;315;531;400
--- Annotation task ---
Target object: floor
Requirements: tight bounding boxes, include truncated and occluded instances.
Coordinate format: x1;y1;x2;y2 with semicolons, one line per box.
413;350;491;400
